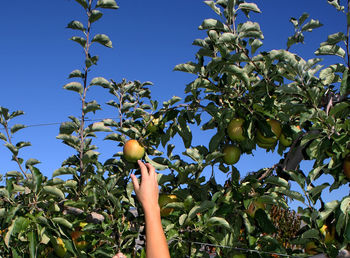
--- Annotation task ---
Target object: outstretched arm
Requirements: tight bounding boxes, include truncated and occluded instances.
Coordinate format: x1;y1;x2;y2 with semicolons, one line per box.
131;160;170;258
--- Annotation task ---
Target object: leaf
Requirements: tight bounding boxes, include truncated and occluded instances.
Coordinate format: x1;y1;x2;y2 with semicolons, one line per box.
59;121;78;134
66;20;85;31
308;183;329;201
11;124;26;134
255;209;276;234
42;186;65;200
90;77;110;88
204;1;221;16
74;0;88;9
207;217;231;231
320;32;346;46
315;45;345;58
28;231;37;258
25;158;40;169
145;154;168;170
177;115;192;148
0;132;7;141
52;217;73;229
53;167;77;177
96;0;119;9
63;82;83;94
301;19;323;32
179;214;187;226
92;34;113;48
340;68;350;96
319;200;339;220
265;176;289;188
223;65;250;85
87;121;112;132
83;100;101;114
4;219;15;248
5;143;18;155
89;10;103;23
250;39;263;54
187;200;215;221
173;62;199;74
68;69;84;79
238;3;261;13
340;197;350;213
301;229;319;239
70;36;87;48
198;18;229;31
209;130;225;152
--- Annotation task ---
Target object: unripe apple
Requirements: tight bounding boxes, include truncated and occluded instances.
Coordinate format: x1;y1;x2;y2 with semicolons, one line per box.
279;133;292;147
256;119;282;144
227;118;245;142
246;200;265;217
223;145;241;165
123;139;145;163
344;155;350;179
159;194;178;216
320;224;335;244
53;237;67;258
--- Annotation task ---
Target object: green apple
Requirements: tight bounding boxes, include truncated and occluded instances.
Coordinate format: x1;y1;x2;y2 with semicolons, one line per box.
227;118;245;142
256;119;282;144
223;145;241;165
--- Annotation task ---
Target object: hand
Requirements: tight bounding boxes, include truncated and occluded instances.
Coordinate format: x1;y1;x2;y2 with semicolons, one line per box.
131;160;159;212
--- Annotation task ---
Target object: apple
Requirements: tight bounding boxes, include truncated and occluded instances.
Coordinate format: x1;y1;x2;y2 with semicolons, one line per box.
123;139;145;163
159;194;178;216
256;138;276;149
223;145;241;165
320;224;335;244
227;118;245;142
256;119;282;144
53;237;67;258
305;241;318;255
279;133;292;147
344;155;350;179
246;200;265;217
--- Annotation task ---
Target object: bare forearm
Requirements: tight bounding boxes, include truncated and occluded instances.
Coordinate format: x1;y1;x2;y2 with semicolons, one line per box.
144;206;170;258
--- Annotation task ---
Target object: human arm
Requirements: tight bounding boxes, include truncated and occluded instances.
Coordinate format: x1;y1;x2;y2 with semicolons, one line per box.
131;160;170;258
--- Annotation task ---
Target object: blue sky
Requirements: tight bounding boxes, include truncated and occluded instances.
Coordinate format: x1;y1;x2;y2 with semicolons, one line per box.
0;0;347;209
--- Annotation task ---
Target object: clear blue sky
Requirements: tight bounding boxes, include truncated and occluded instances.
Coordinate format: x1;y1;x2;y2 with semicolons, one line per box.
0;0;346;209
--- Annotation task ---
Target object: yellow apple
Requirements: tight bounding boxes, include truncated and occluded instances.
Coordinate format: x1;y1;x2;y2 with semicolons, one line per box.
159;194;178;216
123;139;145;163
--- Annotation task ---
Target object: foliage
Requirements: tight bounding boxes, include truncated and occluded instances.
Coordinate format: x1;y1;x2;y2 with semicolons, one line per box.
0;0;350;257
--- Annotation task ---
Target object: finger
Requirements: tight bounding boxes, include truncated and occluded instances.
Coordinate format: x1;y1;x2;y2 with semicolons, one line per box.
130;174;140;192
137;160;149;179
145;163;155;176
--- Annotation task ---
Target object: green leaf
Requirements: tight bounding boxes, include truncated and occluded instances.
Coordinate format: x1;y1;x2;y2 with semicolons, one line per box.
250;39;263;54
198;18;229;31
255;209;276;234
238;2;261;13
28;231;37;258
209;130;225;152
89;10;103;23
340;68;350;96
301;19;323;32
308;183;329;201
327;0;344;11
223;65;250;85
75;0;88;9
319;200;339;221
340;197;350;213
0;132;7;141
145;154;168;170
53;167;77;177
52;217;73;229
320;32;345;46
186;200;215;222
68;69;84;79
173;62;199;74
83;100;101;114
4;219;15;248
70;36;87;48
63;82;83;94
315;45;345;58
87;121;112;132
207;217;231;231
330;102;350;116
204;1;221;16
59;121;78;135
5;143;18;155
96;0;119;9
25;158;40;169
92;34;113;48
265;176;289;188
301;229;319;239
90;77;111;88
66;20;85;31
42;186;65;200
11;124;26;134
177;115;192;148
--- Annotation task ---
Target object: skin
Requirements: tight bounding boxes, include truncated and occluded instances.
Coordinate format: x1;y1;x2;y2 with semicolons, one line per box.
130;160;170;258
